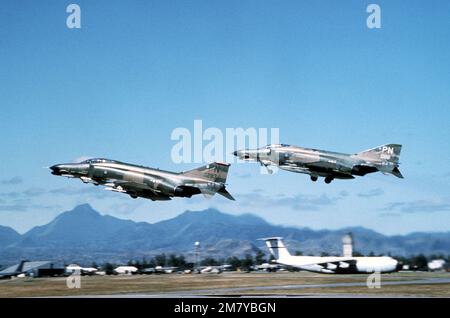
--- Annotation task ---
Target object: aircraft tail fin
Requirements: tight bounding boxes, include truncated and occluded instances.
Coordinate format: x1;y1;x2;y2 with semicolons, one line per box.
182;162;231;184
17;260;28;273
356;144;402;163
259;237;291;262
355;144;403;178
182;163;234;200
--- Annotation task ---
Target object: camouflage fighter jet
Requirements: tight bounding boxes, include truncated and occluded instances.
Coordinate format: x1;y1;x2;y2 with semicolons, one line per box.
233;144;403;183
50;159;234;201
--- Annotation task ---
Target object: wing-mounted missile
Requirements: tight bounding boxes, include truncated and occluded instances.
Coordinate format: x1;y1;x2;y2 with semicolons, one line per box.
61;174;75;178
80;176;99;185
105;185;127;193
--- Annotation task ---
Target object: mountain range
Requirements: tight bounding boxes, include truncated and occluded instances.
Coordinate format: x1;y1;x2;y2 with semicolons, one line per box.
0;204;449;266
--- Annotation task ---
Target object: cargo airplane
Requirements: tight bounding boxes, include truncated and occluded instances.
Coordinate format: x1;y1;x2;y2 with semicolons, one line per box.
261;237;400;274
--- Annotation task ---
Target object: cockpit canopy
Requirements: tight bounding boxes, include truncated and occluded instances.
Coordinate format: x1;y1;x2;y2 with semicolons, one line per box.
81;158;118;164
265;144;290;149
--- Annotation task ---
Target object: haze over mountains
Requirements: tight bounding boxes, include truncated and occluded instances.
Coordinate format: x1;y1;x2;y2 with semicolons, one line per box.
0;204;449;266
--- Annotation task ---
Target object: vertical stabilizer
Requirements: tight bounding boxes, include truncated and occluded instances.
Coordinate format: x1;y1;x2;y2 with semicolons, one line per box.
356;144;402;164
259;237;291;262
182;162;230;183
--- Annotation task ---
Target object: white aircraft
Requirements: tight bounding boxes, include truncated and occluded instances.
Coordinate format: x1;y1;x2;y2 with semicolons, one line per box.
155;266;178;274
200;266;222;274
261;237;400;274
427;259;447;271
114;266;138;275
66;264;98;275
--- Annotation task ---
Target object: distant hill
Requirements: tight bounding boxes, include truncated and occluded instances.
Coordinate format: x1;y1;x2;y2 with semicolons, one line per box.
0;204;449;265
0;225;21;247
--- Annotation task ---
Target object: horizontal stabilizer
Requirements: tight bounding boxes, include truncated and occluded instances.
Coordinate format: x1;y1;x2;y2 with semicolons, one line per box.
217;187;235;201
390;166;404;179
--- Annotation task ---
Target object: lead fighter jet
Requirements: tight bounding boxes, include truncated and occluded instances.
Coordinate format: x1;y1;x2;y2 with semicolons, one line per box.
50;159;234;201
233;143;403;183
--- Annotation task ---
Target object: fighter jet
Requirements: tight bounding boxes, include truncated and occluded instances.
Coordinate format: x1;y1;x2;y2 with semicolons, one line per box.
233;143;403;183
261;237;400;274
50;158;234;201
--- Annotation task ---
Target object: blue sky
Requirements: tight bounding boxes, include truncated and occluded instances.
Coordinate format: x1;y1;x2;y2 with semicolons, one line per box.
0;0;449;234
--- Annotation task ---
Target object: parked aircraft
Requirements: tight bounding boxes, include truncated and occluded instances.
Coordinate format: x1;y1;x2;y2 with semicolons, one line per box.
261;237;400;274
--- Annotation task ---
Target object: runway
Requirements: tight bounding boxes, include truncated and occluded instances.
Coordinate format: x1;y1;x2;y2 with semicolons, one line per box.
61;276;450;298
2;271;449;298
161;277;450;297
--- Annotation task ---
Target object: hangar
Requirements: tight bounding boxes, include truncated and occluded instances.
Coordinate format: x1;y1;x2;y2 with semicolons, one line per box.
0;260;65;279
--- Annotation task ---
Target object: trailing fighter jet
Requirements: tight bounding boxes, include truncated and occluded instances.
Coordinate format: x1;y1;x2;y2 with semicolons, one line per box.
233;143;403;183
261;237;400;274
50;159;234;201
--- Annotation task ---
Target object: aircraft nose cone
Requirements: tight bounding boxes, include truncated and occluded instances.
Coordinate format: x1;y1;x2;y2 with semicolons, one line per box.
50;165;61;175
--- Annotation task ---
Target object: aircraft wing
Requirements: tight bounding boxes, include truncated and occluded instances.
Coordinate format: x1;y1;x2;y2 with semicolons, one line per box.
278;164;311;174
351;164;379;176
106;180;149;190
280;161;355;179
103;180;172;201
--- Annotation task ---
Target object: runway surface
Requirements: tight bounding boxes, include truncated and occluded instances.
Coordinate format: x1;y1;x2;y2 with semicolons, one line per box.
3;271;449;298
66;276;450;298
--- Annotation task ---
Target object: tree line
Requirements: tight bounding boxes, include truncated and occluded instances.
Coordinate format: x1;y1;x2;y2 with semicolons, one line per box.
97;250;450;274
